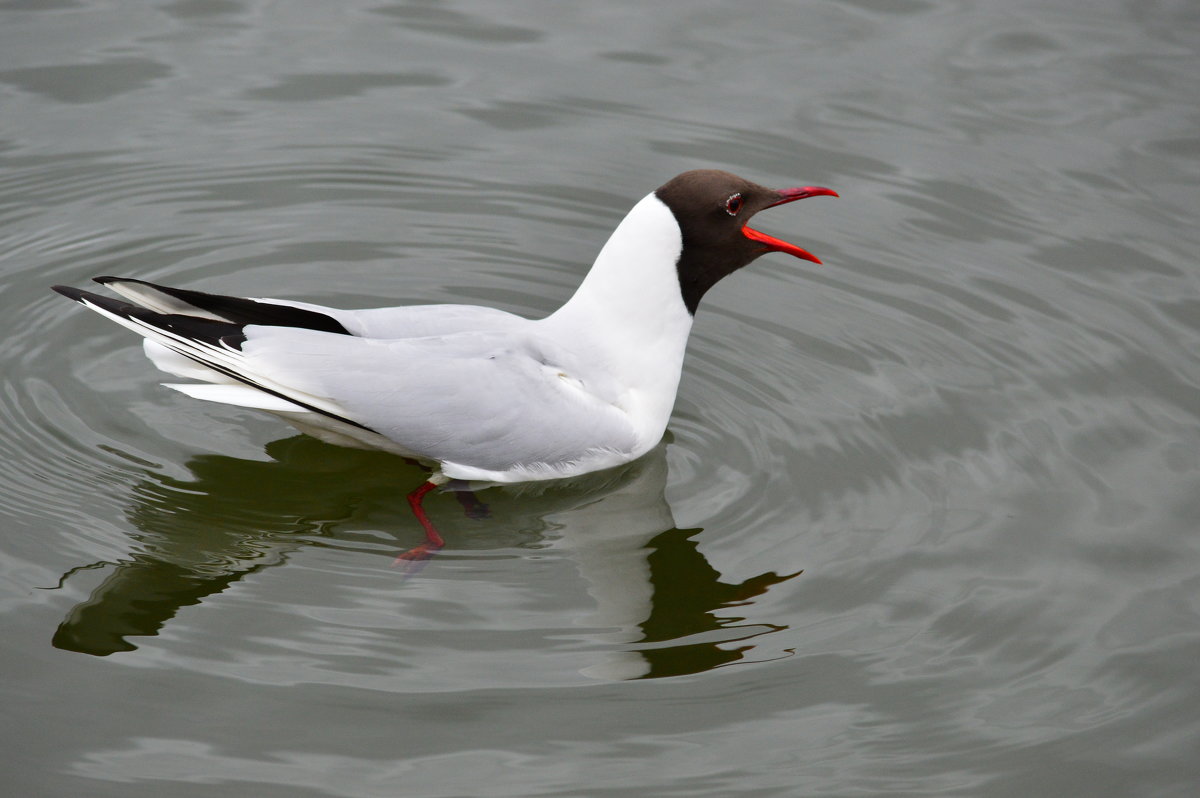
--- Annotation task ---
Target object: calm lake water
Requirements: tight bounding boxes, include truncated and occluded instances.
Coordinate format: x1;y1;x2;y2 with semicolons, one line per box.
3;1;1199;795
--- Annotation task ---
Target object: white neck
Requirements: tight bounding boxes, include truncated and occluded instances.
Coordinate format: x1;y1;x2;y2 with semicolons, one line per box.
542;193;694;450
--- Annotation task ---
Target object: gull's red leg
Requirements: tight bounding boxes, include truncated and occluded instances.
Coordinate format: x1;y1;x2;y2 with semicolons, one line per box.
393;480;445;571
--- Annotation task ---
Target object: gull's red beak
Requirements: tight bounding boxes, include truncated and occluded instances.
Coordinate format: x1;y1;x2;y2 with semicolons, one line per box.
742;186;838;265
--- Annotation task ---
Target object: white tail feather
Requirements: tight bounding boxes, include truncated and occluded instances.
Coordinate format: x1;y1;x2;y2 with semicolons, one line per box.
162;383;307;412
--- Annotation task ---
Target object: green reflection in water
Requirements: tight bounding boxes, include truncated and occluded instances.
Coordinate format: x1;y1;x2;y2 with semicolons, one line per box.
636;527;799;678
50;437;800;677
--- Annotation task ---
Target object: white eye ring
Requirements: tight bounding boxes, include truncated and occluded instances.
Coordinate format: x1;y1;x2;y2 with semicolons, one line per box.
724;193;743;216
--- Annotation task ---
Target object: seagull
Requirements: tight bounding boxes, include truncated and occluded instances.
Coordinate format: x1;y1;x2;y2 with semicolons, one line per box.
52;169;836;557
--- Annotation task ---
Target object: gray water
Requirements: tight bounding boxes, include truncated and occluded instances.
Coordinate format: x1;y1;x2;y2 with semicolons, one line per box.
3;1;1199;795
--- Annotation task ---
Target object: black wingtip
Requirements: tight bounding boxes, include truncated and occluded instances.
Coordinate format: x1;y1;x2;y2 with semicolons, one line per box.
51;285;88;302
52;285;143;317
93;275;119;285
56;282;248;346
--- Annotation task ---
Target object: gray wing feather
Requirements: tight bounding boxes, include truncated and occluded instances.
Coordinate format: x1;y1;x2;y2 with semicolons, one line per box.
236;327;637;472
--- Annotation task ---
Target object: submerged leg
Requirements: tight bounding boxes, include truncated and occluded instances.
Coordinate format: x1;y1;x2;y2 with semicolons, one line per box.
451;486;491;520
393;480;446;572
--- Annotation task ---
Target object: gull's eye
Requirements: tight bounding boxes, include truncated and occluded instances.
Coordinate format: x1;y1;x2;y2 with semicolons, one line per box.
724;193;744;216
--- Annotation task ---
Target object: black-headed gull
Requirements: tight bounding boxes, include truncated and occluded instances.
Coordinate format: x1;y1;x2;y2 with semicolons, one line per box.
53;169;836;554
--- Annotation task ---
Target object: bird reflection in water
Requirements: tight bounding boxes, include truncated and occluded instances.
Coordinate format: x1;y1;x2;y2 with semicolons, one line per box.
48;437;800;678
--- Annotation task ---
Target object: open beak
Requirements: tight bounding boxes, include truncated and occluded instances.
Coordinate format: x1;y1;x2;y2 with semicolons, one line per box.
742;186;838;264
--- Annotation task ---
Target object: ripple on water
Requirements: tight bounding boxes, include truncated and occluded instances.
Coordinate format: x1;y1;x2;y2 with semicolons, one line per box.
0;58;172;104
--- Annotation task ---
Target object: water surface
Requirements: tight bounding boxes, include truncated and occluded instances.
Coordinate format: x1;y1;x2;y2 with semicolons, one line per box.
2;1;1198;795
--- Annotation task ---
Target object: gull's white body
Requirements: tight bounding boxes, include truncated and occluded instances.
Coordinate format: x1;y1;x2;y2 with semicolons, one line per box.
97;194;693;483
56;169;835;489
